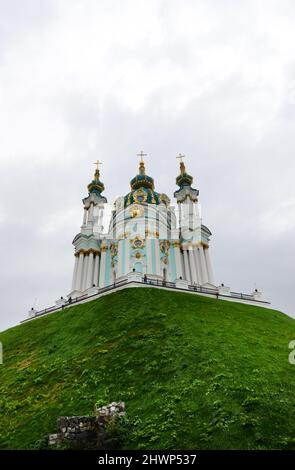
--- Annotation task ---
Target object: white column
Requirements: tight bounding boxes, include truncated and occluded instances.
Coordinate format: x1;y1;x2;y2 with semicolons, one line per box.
199;246;208;284
75;252;84;291
188;248;198;284
99;248;107;287
146;238;153;275
117;239;124;277
82;254;89;291
93;253;100;287
86;251;94;289
71;256;79;291
193;248;202;284
125;238;130;275
183;250;191;283
204;248;214;284
173;242;183;279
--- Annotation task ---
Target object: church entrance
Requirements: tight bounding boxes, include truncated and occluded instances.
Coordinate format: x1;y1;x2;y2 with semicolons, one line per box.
112;270;116;283
163;268;167;282
134;262;142;273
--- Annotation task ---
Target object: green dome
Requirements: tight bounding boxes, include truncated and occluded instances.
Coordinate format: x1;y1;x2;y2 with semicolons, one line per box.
125;159;169;207
176;162;193;188
174;160;199;201
130;159;155;191
130;173;155;190
88;169;105;195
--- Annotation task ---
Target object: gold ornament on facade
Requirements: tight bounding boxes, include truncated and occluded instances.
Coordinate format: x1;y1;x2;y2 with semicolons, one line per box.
133;188;148;204
135;252;141;259
129;204;144;218
110;242;118;257
160;240;170;255
75;248;100;257
131;235;145;250
172;240;180;248
160;193;170;206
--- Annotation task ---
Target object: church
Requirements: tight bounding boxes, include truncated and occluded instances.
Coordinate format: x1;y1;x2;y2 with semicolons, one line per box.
26;152;270;321
69;153;215;298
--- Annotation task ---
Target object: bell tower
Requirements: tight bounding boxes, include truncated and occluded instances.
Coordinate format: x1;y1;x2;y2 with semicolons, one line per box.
174;155;215;286
69;162;108;298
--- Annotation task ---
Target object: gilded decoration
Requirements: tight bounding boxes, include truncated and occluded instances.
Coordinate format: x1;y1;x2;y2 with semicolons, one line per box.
131;236;145;250
133;188;148;204
144;229;160;239
160;240;170;256
172;240;180;248
129;204;144;218
110;243;118;267
75;248;100;257
160;193;170;205
110;243;118;257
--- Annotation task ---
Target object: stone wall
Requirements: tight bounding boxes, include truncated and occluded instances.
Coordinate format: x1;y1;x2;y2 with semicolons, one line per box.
48;402;125;450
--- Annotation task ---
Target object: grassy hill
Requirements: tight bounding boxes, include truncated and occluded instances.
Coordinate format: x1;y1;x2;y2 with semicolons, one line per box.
1;287;295;450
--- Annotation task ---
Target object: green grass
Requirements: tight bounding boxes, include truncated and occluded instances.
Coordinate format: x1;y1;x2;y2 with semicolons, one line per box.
1;288;295;450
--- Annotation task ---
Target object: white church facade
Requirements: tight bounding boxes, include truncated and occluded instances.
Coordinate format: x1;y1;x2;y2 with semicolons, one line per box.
25;153;270;321
69;155;215;298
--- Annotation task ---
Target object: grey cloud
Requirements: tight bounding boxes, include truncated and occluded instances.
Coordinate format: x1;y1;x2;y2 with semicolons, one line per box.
0;0;56;59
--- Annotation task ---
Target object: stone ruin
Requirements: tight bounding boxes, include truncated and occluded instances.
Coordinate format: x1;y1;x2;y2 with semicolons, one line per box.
48;401;126;450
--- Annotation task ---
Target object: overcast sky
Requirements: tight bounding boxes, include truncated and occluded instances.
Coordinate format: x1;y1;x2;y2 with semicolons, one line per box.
0;0;295;332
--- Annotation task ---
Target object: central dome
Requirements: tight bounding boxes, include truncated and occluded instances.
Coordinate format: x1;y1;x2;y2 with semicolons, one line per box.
130;158;155;190
130;173;154;190
124;159;169;207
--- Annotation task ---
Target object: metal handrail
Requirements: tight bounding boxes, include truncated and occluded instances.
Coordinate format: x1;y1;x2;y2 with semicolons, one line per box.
22;276;268;323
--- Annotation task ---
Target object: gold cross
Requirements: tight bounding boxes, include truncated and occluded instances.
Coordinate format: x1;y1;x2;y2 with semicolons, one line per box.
136;150;147;163
93;160;102;171
176;153;185;163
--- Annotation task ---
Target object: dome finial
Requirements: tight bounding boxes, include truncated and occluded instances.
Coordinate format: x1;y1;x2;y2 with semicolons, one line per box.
93;159;102;181
88;160;105;195
136;150;147;175
176;153;193;188
176;153;186;176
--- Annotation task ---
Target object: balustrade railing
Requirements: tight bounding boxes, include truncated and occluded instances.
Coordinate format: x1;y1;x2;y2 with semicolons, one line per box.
22;275;267;323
